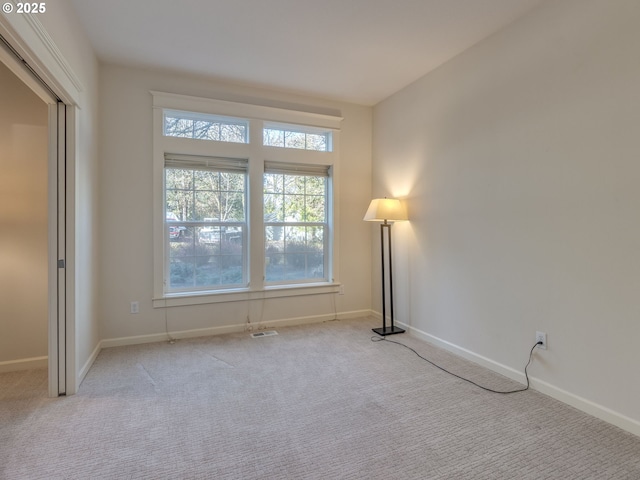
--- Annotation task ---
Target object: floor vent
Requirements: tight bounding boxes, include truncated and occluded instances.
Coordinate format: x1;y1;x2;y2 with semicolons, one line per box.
250;331;278;338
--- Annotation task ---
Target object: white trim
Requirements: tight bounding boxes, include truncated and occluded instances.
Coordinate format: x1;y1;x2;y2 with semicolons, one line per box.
153;282;341;308
0;11;82;104
101;329;236;349
0;356;48;373
401;322;525;383
19;14;83;94
151;91;343;130
399;321;640;438
530;376;640;438
78;340;101;385
101;309;372;349
64;105;78;396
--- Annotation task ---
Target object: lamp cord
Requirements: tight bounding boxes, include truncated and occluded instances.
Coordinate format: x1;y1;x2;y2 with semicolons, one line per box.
371;335;542;394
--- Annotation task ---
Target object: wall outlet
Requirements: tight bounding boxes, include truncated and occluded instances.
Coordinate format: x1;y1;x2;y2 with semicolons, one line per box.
130;301;139;314
536;331;547;350
339;284;345;295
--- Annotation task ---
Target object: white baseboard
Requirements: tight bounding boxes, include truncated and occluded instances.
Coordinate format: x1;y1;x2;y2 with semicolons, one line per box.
101;309;374;349
399;321;640;438
403;322;524;383
100;323;245;349
78;341;102;385
338;309;375;320
530;377;640;438
0;356;48;373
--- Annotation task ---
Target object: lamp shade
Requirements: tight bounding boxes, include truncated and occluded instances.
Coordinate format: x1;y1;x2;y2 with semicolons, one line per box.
363;198;407;222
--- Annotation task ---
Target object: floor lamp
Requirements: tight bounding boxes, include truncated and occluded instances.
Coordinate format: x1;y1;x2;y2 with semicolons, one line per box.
364;198;408;336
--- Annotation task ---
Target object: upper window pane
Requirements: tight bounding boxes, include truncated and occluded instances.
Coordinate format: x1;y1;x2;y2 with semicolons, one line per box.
165;168;246;222
263;123;331;152
164;110;248;143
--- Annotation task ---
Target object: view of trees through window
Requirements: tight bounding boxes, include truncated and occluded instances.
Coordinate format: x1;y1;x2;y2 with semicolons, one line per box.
165;167;246;290
164;111;248;143
157;99;337;297
264;172;327;282
264;128;329;151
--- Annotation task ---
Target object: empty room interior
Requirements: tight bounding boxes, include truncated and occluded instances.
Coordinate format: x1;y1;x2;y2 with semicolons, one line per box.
2;0;640;478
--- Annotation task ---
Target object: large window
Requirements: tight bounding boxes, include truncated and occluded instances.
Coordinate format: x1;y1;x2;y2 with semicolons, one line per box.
152;92;342;306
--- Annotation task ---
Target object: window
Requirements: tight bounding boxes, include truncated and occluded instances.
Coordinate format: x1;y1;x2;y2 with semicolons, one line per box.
153;92;342;306
264;163;330;284
263;123;332;151
164;109;248;143
165;155;247;292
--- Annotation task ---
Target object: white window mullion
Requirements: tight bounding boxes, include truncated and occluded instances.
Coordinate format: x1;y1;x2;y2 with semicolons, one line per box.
248;119;265;290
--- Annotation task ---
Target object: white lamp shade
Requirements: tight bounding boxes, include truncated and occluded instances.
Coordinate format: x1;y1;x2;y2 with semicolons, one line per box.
363;198;407;222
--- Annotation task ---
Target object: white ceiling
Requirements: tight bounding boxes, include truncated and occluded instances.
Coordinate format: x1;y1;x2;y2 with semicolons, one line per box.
69;0;546;106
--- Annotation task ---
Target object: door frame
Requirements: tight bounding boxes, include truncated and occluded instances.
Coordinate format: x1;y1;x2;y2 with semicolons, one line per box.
50;102;66;395
0;12;82;396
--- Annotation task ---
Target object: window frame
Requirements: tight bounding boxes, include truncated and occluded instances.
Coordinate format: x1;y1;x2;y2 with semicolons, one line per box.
152;92;342;308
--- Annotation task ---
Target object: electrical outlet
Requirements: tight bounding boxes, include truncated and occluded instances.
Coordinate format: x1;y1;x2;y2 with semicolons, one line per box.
536;331;547;350
130;301;139;314
339;285;345;295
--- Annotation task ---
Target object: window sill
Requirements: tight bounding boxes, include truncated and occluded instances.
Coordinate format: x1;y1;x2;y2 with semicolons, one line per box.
153;282;341;308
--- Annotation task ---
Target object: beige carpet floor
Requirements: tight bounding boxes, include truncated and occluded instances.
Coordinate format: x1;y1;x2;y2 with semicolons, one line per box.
1;317;639;479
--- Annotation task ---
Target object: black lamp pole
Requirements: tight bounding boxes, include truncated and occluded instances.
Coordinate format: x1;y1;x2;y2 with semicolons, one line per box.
372;220;405;336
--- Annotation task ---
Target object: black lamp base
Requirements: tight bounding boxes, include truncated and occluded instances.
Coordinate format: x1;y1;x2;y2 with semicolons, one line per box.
372;326;405;336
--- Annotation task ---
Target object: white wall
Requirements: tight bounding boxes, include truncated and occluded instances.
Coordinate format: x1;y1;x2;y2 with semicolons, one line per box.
98;64;372;341
0;62;48;365
38;0;101;385
373;0;640;433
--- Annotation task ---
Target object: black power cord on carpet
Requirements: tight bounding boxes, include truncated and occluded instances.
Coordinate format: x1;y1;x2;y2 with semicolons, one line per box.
371;335;543;394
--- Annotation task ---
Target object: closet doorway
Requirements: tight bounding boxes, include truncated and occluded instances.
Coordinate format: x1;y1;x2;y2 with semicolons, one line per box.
0;38;67;397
